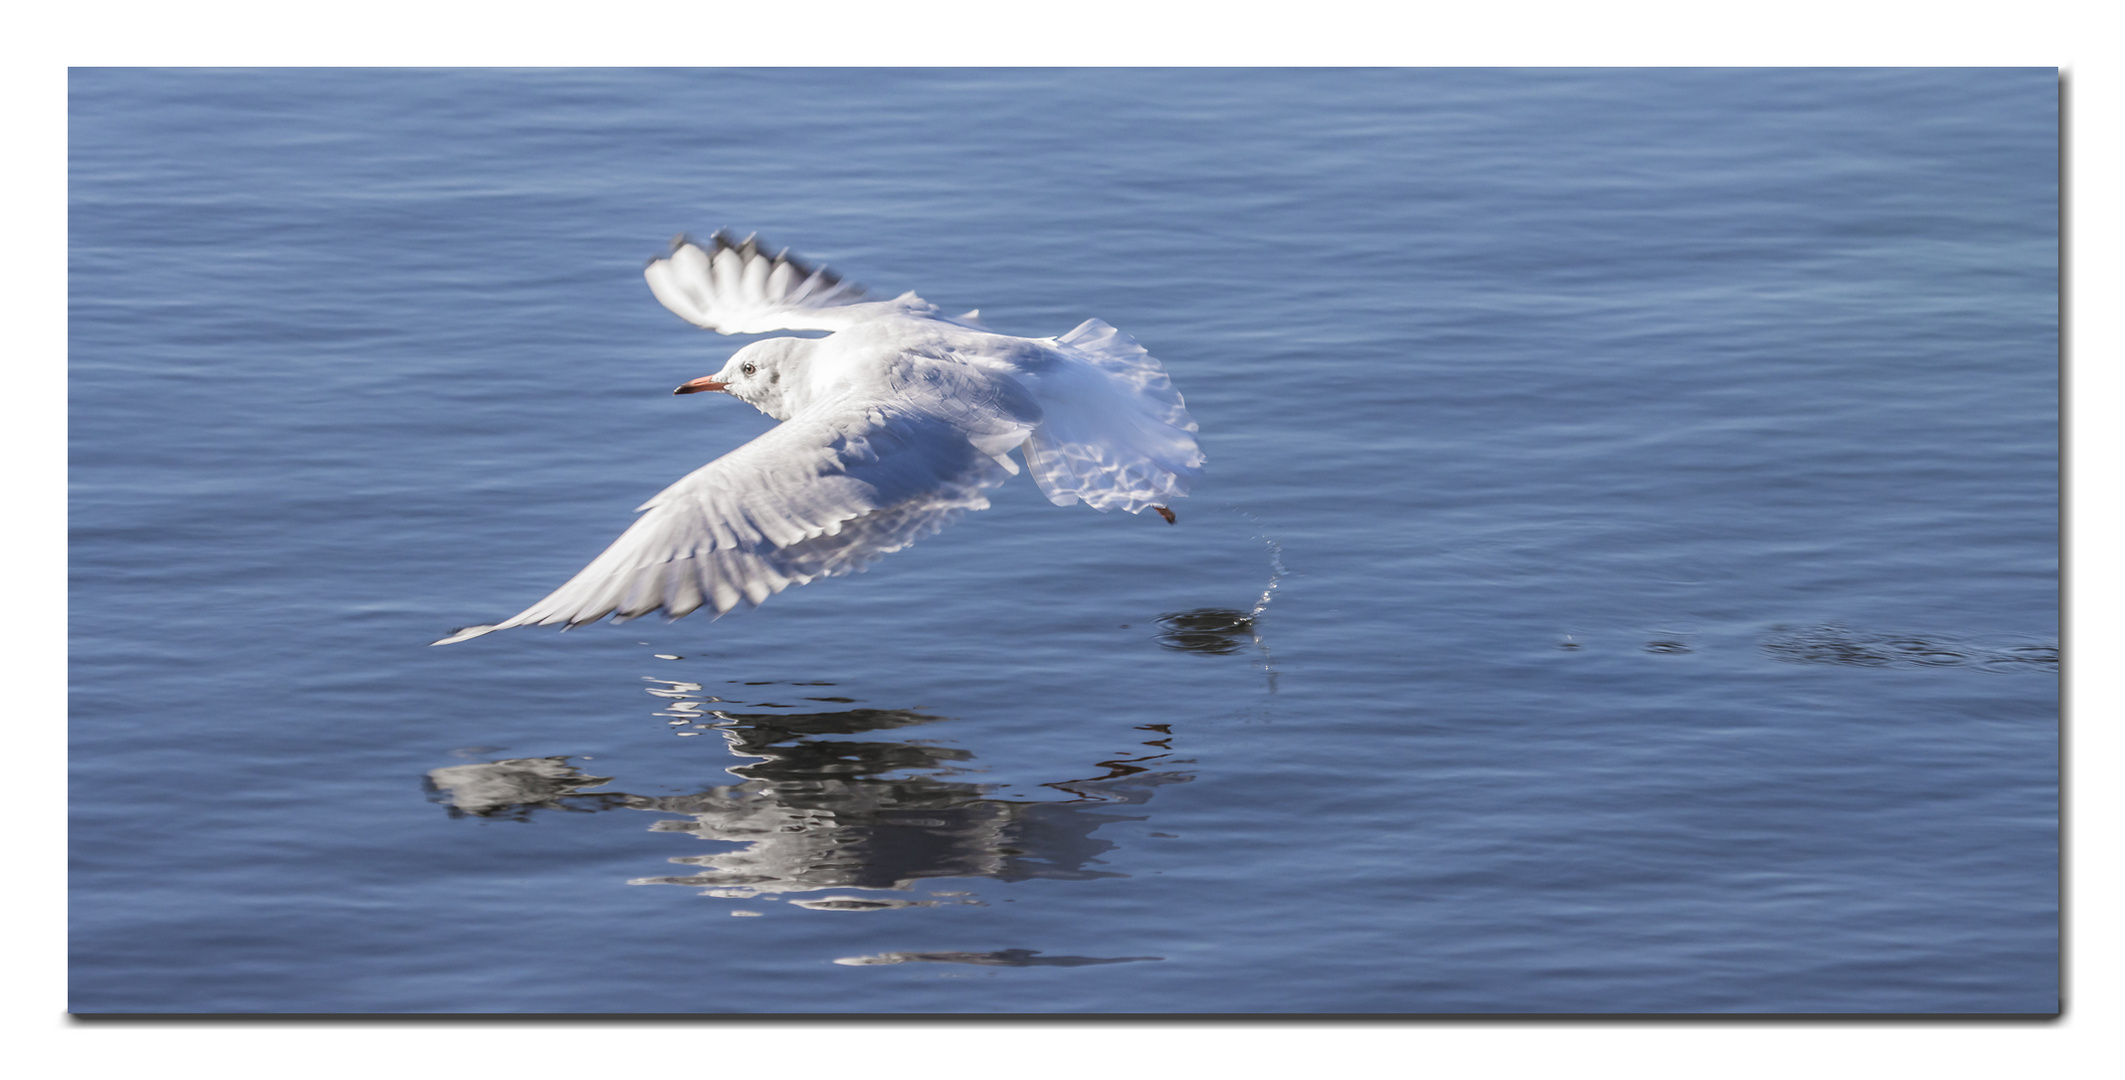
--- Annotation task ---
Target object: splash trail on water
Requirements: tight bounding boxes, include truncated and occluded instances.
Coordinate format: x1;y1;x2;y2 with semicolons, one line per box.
1252;536;1286;619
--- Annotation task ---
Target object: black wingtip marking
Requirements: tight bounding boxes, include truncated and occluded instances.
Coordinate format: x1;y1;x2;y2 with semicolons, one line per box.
651;229;847;289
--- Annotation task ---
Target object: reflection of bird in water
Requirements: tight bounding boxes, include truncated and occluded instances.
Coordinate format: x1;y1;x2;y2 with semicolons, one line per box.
423;756;629;820
425;706;1190;906
435;232;1204;645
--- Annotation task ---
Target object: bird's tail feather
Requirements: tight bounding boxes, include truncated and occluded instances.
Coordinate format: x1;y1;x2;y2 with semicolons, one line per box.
1022;319;1204;514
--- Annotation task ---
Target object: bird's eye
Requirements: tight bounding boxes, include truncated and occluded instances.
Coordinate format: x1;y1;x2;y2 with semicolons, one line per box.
741;362;757;376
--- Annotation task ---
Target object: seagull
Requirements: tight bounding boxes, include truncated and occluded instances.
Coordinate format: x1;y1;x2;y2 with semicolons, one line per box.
433;232;1205;645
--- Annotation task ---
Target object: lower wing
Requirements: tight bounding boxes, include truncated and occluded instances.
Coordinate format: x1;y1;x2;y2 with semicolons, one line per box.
434;400;1019;644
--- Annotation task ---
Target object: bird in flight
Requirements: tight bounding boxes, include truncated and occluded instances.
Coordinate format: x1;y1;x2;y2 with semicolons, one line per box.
434;232;1204;645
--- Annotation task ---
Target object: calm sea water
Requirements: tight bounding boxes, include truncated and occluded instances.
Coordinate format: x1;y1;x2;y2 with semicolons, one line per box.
68;68;2057;1014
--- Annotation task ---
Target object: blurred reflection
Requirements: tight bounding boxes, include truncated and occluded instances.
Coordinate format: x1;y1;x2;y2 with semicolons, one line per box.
426;705;1191;905
1146;518;1285;694
1154;608;1256;654
1762;625;2061;670
425;756;632;820
1155;605;1279;694
834;948;1161;967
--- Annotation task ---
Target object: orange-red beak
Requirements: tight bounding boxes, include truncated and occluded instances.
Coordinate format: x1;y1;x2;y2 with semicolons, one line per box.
673;376;728;395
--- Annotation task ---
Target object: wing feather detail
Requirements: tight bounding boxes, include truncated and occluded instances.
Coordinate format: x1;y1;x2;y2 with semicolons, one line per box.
432;397;1022;644
1014;319;1204;514
644;232;877;334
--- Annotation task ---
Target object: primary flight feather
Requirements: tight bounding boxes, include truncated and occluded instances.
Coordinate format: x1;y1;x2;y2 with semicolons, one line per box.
433;232;1205;645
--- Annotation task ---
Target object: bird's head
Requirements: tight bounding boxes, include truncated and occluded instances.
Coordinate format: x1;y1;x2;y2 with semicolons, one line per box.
674;337;814;420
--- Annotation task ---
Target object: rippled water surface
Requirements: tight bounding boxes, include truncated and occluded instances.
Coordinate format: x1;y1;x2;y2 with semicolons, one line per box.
69;69;2057;1014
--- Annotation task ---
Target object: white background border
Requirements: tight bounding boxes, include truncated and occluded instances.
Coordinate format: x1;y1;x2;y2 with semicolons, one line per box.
16;2;2113;1075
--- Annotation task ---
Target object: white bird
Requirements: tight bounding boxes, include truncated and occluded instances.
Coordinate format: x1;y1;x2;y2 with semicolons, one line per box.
434;232;1204;645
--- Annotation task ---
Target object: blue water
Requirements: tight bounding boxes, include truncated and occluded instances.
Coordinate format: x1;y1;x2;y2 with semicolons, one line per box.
68;68;2057;1014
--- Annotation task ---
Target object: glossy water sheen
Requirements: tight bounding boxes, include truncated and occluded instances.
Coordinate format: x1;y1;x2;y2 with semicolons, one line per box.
68;69;2058;1014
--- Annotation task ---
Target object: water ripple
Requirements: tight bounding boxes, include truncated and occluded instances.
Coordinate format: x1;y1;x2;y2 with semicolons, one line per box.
1761;625;2058;672
426;700;1194;907
834;949;1161;967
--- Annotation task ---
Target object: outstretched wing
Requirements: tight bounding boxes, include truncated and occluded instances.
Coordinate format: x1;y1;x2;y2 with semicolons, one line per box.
1013;319;1204;514
433;393;1028;644
644;232;880;334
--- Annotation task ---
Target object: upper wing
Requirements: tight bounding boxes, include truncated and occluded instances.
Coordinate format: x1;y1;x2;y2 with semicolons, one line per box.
1011;319;1205;514
433;392;1027;644
644;232;884;334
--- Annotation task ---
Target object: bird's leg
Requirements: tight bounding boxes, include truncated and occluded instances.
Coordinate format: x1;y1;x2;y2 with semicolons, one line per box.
1152;505;1176;525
